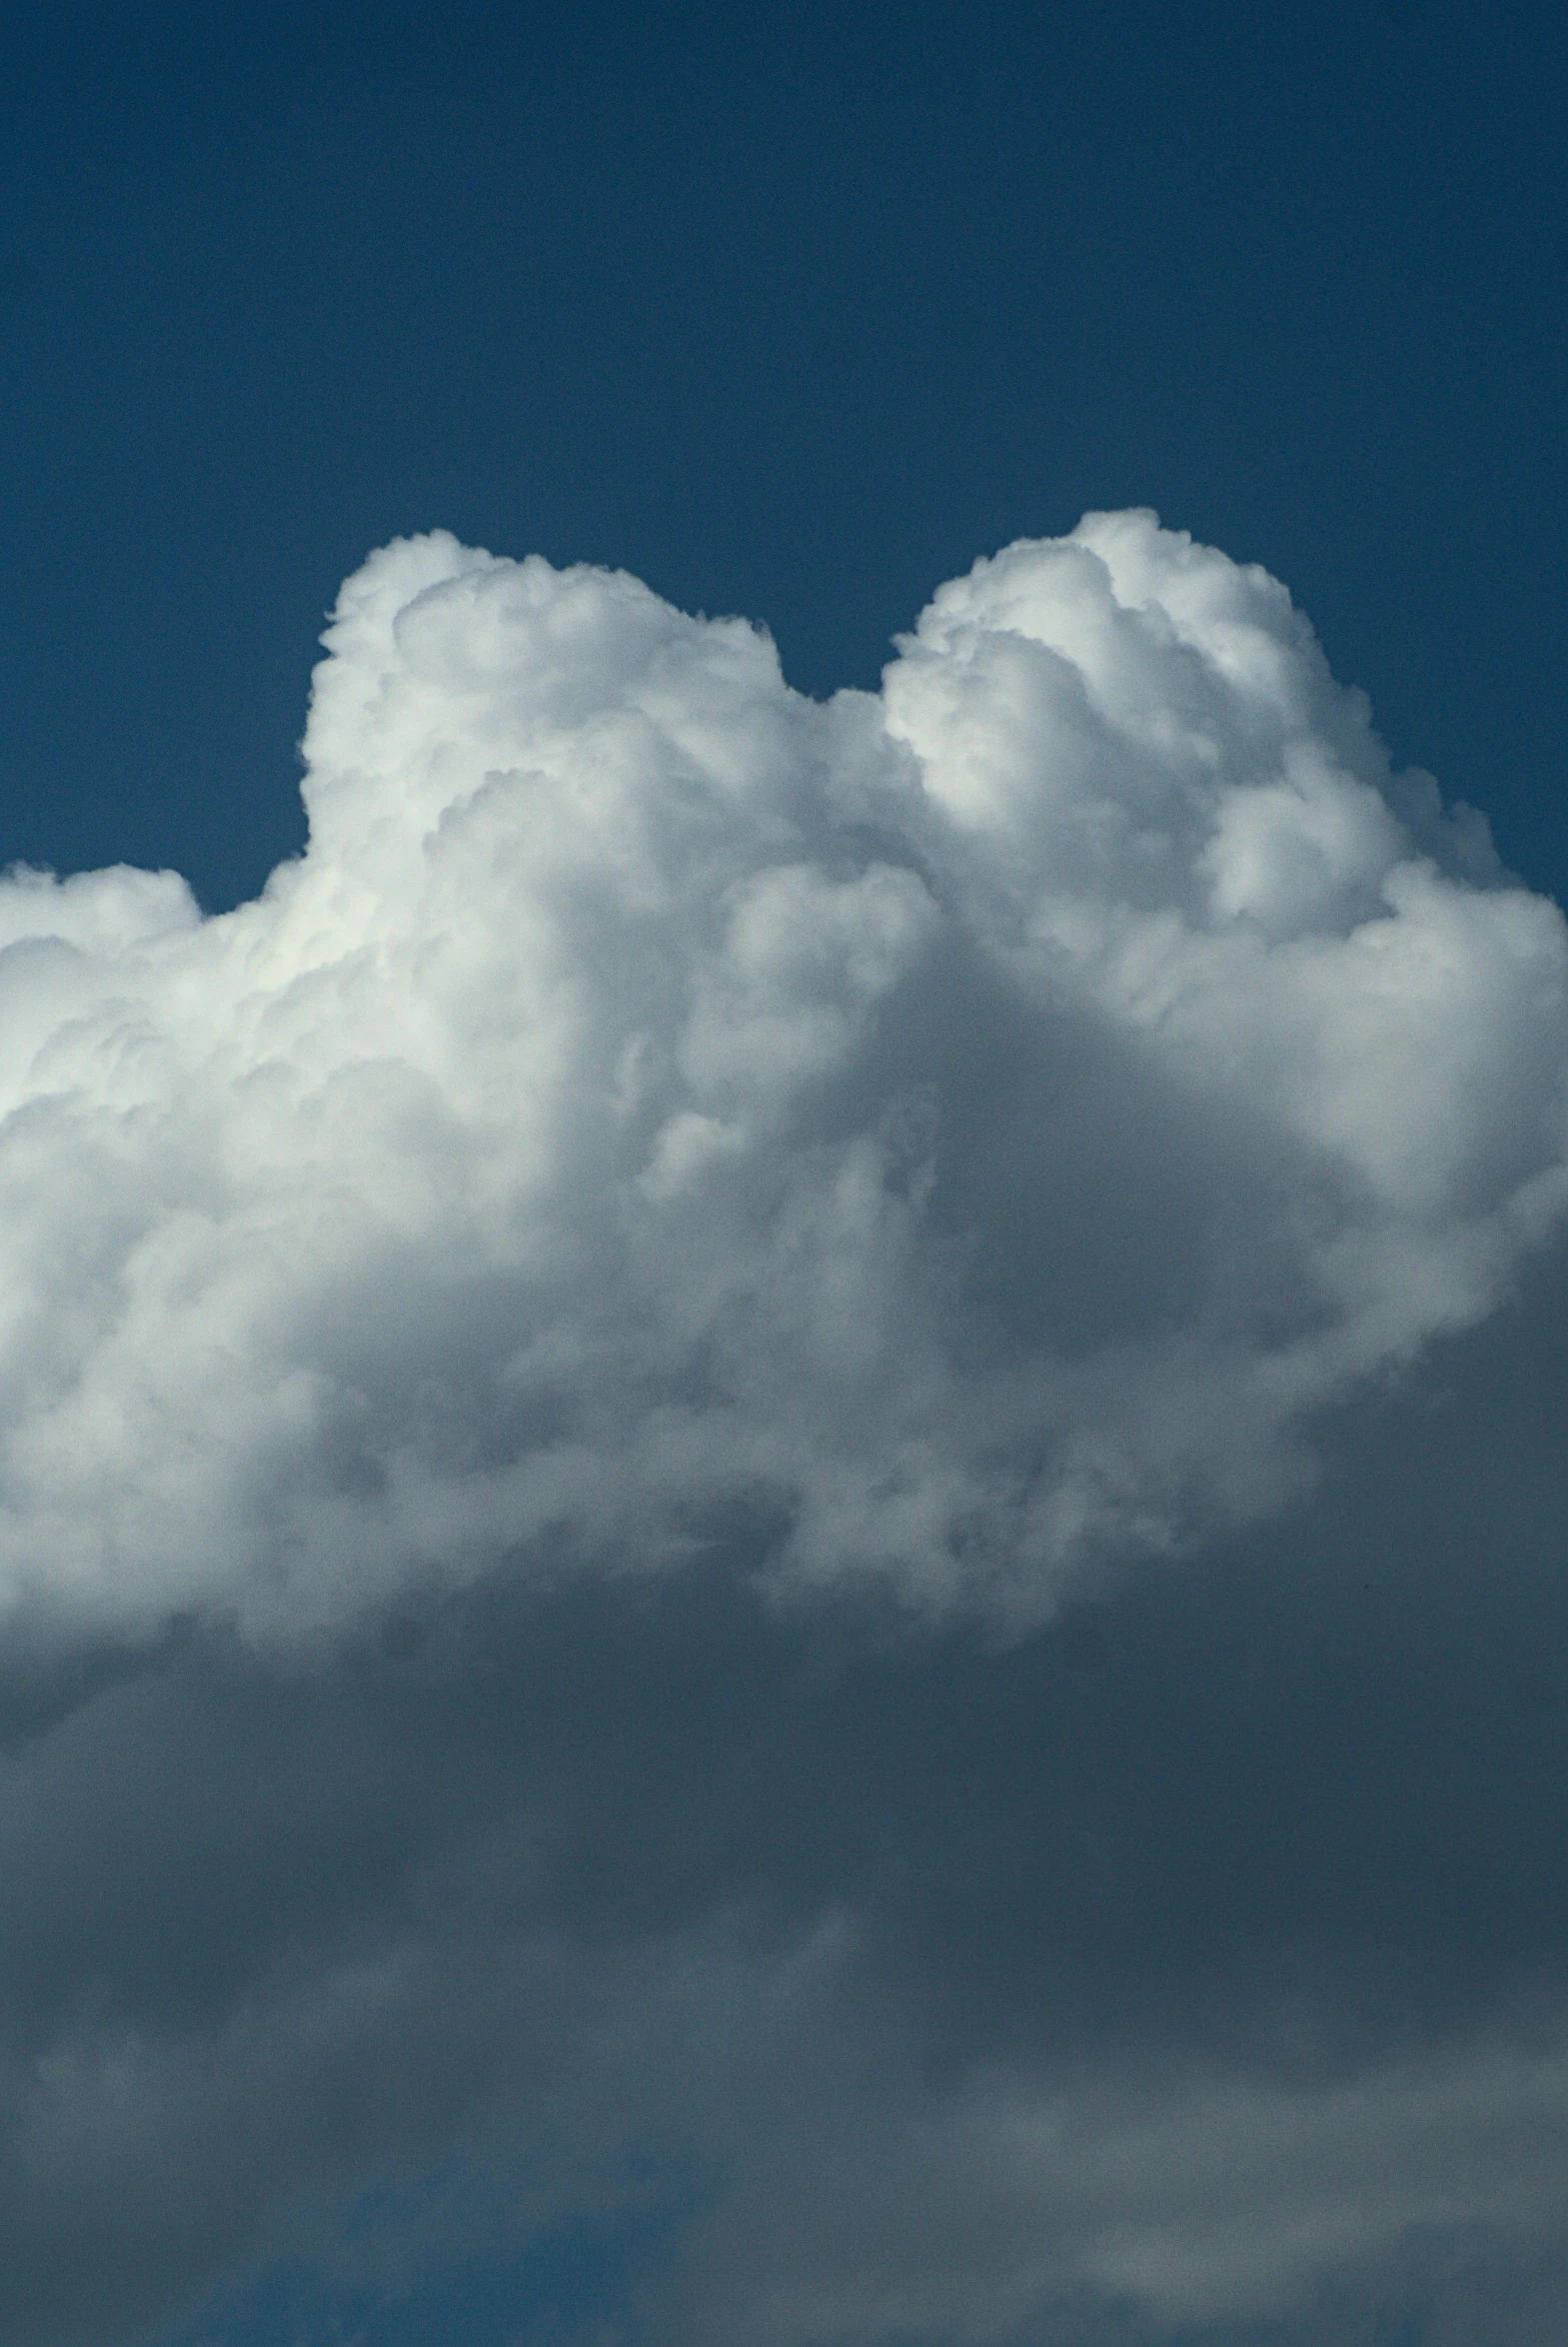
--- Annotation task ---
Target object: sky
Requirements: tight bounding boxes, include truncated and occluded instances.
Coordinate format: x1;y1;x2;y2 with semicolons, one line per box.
3;5;1568;2345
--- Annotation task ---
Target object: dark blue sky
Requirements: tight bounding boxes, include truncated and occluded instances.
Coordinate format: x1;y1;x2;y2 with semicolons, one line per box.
3;0;1564;911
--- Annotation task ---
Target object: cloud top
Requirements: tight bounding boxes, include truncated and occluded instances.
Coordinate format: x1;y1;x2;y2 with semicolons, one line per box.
2;512;1564;1639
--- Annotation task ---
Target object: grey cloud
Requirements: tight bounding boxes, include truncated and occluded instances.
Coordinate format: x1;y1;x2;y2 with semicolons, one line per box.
2;1266;1568;2341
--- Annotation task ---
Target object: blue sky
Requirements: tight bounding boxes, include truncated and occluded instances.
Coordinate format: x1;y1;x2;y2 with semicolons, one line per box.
3;2;1565;908
4;7;1568;2347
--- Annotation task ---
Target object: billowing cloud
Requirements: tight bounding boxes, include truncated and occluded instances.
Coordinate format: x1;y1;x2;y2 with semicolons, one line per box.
0;511;1562;1643
3;517;1568;2347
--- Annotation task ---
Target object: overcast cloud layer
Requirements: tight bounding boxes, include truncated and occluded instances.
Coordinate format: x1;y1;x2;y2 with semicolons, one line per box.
4;517;1568;2346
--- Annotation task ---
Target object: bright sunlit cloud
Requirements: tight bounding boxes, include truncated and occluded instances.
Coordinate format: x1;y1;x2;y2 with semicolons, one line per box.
0;513;1562;1642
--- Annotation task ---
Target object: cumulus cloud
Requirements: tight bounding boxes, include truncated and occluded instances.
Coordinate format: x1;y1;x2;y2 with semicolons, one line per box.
5;515;1568;2347
0;510;1562;1642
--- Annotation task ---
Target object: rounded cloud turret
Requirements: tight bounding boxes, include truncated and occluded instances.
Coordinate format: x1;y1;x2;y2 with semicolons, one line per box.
0;513;1561;1637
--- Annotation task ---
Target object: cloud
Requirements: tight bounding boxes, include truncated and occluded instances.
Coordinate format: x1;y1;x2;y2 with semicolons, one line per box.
3;515;1568;2347
6;1339;1568;2345
0;511;1562;1645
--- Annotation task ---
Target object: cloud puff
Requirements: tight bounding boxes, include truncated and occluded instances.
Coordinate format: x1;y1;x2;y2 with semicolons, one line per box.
0;510;1563;1647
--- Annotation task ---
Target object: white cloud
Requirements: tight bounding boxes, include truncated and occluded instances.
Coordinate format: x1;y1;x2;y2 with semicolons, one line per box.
0;511;1563;1641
